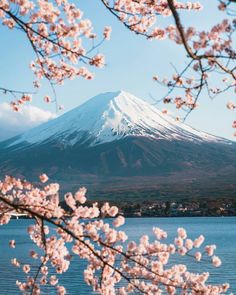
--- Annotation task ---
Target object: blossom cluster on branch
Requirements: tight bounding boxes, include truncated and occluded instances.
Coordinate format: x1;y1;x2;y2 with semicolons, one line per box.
0;0;111;110
101;0;236;131
0;175;230;294
0;0;236;132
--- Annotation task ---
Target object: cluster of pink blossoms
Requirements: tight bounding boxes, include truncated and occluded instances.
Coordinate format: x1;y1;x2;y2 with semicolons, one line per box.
227;102;236;135
104;0;202;37
0;0;112;110
9;94;32;111
101;0;236;133
1;0;236;132
0;174;231;294
152;14;236;124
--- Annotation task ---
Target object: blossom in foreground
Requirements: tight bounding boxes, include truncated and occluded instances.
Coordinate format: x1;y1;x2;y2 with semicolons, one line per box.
103;26;112;40
227;101;236;110
9;239;15;248
39;173;49;183
0;175;230;294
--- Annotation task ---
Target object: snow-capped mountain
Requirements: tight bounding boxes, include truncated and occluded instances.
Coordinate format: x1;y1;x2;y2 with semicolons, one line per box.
6;90;227;149
1;90;236;201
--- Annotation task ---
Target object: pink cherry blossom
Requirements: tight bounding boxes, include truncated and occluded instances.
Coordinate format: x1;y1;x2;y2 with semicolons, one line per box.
205;245;216;256
39;173;49;183
74;187;87;204
23;264;31;273
177;227;187;239
0;175;230;294
113;215;125;227
11;258;20;267
44;96;51;103
227;101;236;110
103;26;112;40
212;255;222;267
195;251;202;261
108;206;119;217
9;239;16;248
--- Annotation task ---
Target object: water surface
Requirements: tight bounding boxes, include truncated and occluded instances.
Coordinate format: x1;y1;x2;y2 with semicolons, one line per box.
0;217;235;294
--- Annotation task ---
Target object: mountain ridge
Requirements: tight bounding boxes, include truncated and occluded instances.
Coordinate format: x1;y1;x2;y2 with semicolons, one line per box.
3;90;230;150
0;90;236;201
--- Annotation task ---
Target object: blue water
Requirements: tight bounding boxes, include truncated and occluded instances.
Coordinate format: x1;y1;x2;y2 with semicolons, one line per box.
0;217;235;294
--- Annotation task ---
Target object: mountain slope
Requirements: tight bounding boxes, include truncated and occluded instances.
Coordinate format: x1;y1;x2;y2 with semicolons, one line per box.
0;90;236;200
4;90;228;149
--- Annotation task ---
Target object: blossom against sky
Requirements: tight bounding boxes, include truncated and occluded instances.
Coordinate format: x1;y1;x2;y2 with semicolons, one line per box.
0;0;235;141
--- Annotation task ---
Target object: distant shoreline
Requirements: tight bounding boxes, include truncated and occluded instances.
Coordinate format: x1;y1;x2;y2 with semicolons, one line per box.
10;215;236;220
11;197;236;219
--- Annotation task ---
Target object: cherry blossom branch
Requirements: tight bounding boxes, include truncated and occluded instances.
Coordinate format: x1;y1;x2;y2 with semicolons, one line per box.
0;175;230;294
100;0;236;133
0;0;111;110
0;194;152;294
0;86;35;95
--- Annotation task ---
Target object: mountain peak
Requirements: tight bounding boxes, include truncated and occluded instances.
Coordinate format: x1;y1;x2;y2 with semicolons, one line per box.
77;90;143;110
5;91;228;148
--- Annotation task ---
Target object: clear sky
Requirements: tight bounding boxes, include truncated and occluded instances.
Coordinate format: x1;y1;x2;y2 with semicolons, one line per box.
0;0;235;141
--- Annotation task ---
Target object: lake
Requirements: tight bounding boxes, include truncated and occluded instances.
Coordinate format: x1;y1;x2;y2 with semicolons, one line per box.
0;217;235;294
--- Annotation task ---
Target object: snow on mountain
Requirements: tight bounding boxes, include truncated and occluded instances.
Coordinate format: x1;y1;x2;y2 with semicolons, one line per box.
8;90;227;148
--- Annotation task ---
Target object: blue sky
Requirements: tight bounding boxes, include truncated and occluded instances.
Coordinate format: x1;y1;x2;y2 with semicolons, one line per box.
0;0;235;141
